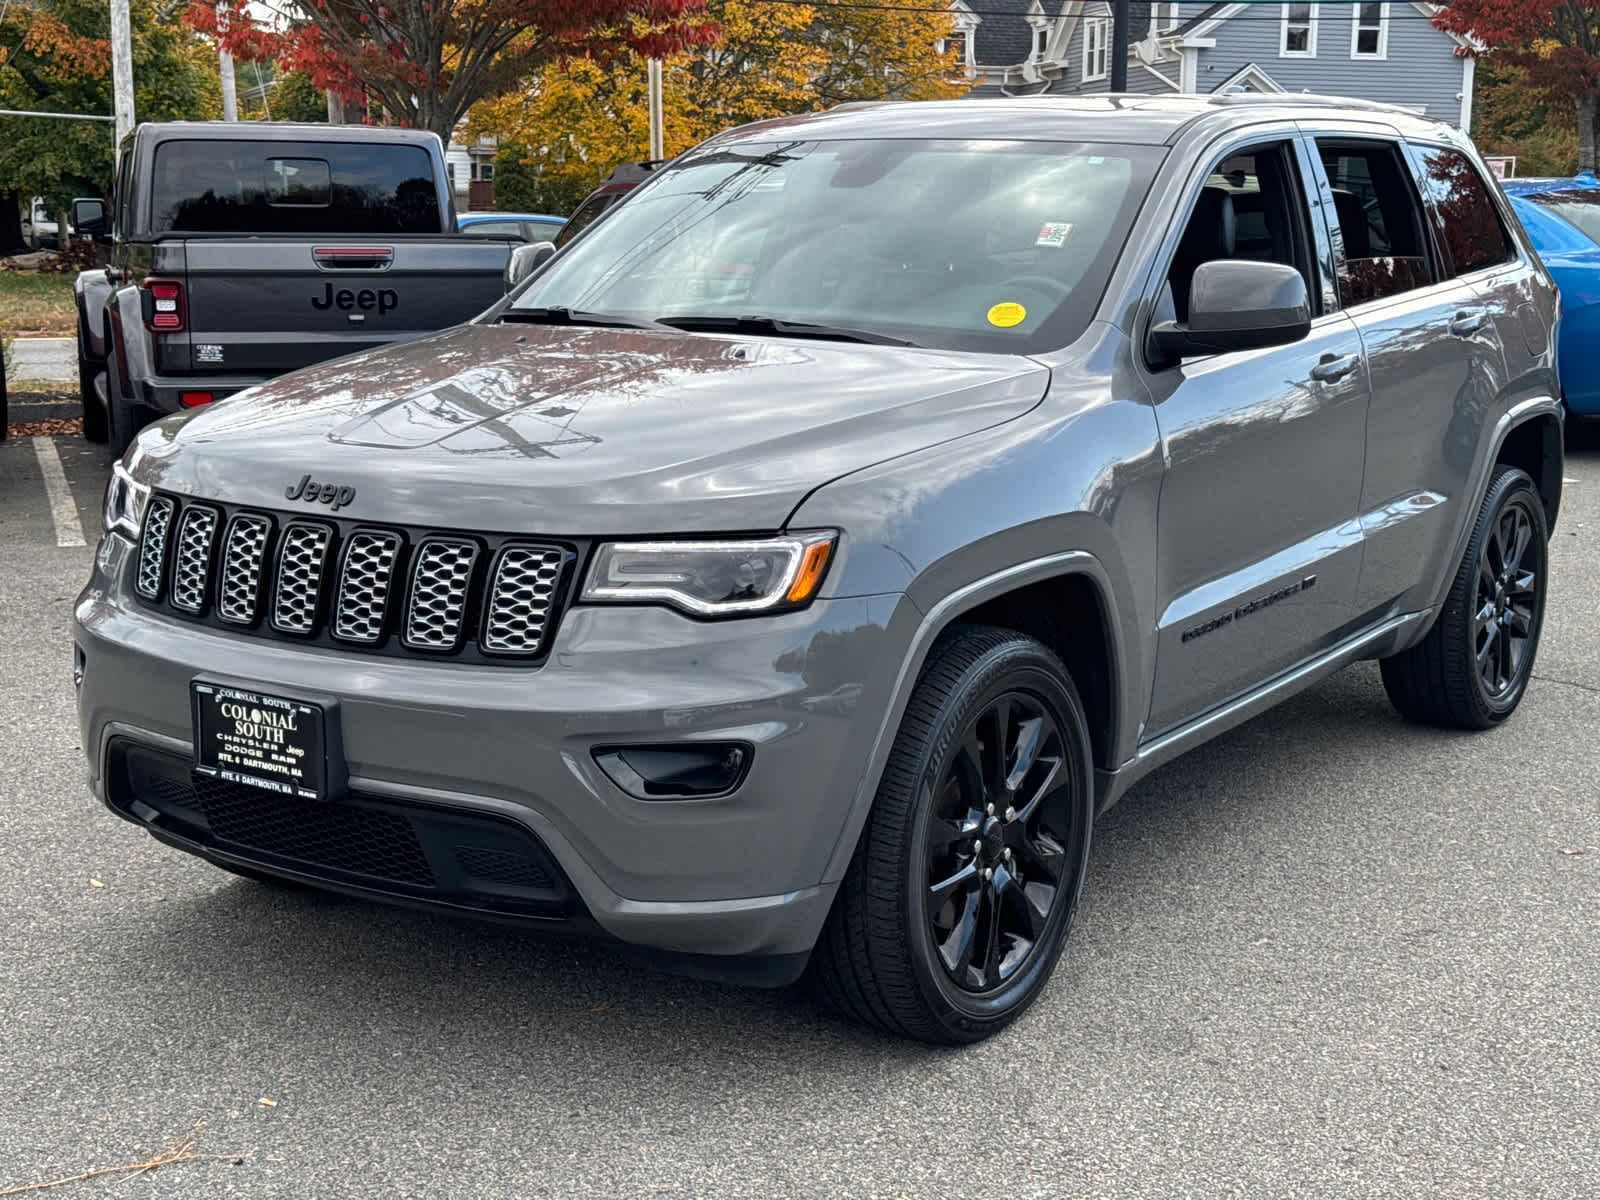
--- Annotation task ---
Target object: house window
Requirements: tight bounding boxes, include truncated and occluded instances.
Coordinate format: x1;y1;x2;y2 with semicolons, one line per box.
1351;3;1388;58
1280;3;1317;56
1083;17;1109;81
1033;25;1049;60
942;29;970;70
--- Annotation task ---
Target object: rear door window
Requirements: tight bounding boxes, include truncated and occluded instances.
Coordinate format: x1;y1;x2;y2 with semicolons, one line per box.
150;140;441;234
1315;140;1435;306
1410;145;1516;275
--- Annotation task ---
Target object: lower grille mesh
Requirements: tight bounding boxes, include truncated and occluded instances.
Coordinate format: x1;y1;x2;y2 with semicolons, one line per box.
112;744;576;918
195;776;435;885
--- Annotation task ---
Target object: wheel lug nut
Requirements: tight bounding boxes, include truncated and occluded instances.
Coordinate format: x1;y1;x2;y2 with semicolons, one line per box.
1003;848;1012;861
972;839;983;857
983;867;994;881
1004;806;1016;821
986;803;995;816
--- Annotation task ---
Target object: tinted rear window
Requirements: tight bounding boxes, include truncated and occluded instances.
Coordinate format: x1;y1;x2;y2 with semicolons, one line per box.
149;140;441;234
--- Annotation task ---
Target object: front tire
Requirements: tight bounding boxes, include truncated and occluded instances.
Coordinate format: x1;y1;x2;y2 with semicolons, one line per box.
811;625;1094;1043
1380;465;1549;728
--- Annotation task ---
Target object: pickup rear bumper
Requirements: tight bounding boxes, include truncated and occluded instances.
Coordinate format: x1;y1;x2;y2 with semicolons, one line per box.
136;374;266;415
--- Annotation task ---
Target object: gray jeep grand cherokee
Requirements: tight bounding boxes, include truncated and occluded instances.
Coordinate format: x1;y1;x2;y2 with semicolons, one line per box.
75;96;1562;1043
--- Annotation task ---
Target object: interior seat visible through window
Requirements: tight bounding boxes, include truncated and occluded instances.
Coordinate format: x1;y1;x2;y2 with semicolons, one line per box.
1316;140;1436;306
1165;144;1315;325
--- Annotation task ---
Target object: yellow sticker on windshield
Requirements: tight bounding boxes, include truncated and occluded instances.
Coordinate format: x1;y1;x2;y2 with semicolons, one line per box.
987;302;1027;328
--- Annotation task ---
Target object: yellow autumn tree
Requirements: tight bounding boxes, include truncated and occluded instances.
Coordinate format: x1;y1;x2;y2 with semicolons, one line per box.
467;0;961;214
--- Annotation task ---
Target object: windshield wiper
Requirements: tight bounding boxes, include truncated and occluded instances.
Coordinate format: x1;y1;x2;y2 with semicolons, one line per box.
501;306;667;331
654;314;917;347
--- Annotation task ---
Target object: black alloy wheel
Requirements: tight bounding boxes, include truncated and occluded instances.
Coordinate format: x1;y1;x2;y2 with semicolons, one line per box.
812;625;1093;1043
923;691;1076;995
1473;494;1541;701
1381;465;1549;728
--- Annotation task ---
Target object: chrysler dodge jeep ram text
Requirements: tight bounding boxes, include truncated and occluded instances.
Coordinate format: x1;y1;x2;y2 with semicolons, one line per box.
73;122;523;453
75;96;1563;1043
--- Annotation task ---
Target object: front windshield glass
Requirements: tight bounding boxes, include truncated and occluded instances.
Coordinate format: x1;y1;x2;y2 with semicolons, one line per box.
511;138;1163;353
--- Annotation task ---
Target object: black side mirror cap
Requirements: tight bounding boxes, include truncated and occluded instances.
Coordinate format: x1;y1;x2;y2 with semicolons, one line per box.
1150;259;1312;362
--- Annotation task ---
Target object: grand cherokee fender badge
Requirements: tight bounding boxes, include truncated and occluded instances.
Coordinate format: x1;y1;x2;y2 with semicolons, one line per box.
1182;575;1317;643
285;474;357;511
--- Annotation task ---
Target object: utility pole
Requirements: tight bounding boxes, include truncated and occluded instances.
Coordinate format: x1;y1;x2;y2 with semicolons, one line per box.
1110;0;1129;91
218;1;239;120
110;0;135;152
647;59;664;161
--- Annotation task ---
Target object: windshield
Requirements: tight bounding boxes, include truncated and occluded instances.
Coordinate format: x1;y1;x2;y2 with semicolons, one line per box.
511;138;1163;353
1526;189;1600;247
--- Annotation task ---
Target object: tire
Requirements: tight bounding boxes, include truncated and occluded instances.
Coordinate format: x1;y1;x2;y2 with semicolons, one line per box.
78;315;108;444
1380;465;1549;729
104;331;145;456
811;625;1094;1044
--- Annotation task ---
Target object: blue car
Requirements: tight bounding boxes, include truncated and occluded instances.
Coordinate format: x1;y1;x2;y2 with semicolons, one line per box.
457;211;566;243
1502;174;1600;415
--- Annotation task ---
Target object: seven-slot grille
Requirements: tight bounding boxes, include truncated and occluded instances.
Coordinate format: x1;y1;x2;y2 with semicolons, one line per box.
131;493;574;663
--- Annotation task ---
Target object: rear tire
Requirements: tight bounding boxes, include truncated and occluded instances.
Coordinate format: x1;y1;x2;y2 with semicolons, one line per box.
104;332;145;456
1380;465;1548;728
78;315;107;444
811;625;1094;1044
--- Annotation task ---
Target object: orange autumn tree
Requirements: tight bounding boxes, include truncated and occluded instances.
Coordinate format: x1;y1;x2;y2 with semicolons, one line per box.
1435;0;1600;169
184;0;719;140
467;0;961;213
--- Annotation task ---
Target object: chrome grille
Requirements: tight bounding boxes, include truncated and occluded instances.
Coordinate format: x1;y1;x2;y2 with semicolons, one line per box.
132;493;571;663
169;505;219;613
334;531;401;644
135;496;176;600
271;522;333;634
403;539;478;650
482;545;565;655
217;514;271;624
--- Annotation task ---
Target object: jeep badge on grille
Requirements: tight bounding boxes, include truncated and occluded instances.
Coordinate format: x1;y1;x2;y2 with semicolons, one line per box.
285;474;357;511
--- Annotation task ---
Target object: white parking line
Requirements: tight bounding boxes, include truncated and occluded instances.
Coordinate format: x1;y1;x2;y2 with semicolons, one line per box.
31;436;87;548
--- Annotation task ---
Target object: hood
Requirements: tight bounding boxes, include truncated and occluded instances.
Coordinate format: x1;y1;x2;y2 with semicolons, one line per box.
136;323;1049;533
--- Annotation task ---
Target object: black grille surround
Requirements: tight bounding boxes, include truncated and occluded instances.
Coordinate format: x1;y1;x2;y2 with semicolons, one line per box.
108;740;576;920
130;492;585;666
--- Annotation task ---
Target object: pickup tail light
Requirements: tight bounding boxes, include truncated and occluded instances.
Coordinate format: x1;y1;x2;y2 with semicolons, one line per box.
180;391;213;407
142;278;185;332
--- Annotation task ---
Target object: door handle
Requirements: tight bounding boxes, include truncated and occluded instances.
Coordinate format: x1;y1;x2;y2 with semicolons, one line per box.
1310;353;1360;382
1449;312;1486;337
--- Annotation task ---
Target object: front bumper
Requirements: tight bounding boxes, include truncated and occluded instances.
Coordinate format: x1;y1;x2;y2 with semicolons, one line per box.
75;533;907;968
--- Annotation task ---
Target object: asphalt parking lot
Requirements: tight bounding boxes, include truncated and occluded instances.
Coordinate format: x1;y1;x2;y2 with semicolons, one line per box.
2;401;1597;1199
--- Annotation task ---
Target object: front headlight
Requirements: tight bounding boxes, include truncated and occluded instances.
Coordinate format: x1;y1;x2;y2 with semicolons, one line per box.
581;532;837;617
101;460;150;541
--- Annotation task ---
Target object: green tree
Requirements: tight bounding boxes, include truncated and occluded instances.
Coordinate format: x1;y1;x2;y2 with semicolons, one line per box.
0;0;220;210
272;70;329;123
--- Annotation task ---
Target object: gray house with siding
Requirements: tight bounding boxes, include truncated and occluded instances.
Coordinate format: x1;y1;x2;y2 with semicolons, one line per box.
956;3;1476;130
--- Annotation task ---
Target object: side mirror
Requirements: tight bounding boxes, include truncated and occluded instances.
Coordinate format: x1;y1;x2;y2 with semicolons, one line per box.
1150;260;1311;362
71;197;108;239
505;241;557;292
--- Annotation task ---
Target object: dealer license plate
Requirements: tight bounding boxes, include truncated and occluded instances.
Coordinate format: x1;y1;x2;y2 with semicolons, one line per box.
192;681;327;801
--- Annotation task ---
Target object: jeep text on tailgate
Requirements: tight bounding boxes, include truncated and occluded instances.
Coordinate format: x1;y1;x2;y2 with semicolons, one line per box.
73;122;525;453
76;96;1562;1043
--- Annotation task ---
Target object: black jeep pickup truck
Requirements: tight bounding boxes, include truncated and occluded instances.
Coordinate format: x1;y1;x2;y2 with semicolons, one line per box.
74;122;517;452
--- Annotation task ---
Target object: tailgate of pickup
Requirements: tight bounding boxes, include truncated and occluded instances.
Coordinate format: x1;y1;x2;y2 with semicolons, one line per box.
174;237;512;374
